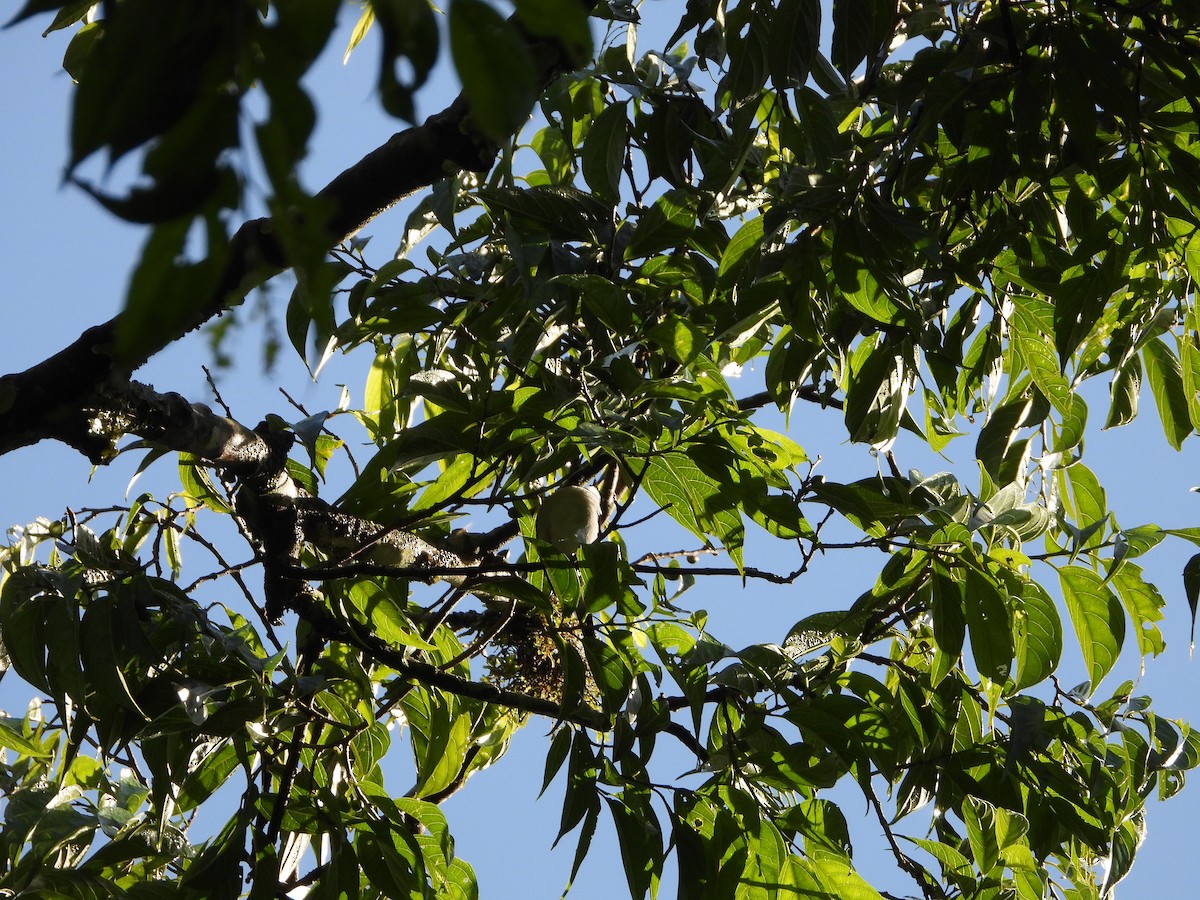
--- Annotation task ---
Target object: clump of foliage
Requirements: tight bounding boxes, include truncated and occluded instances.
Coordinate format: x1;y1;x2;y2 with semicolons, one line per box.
3;1;1200;898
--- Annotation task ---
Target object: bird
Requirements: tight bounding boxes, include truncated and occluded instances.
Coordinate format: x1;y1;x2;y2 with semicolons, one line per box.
535;484;601;552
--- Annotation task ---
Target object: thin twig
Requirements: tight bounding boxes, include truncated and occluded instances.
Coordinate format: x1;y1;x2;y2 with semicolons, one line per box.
440;596;517;670
862;777;940;899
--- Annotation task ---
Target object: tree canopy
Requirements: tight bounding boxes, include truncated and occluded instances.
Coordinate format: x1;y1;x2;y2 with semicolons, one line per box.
4;0;1200;897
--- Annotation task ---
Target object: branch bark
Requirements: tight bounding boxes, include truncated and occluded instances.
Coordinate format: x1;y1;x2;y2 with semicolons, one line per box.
109;381;482;612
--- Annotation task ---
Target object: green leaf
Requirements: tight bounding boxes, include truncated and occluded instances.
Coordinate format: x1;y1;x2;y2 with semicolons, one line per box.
357;821;427;900
806;848;886;899
604;792;663;899
782;799;852;857
540;727;572;798
556;732;599;846
930;568;966;687
177;741;240;811
62;20;102;81
562;273;634;332
7;0;82;26
831;0;892;81
832;224;903;325
117;220;224;367
374;0;441;121
1102;813;1146;895
410;453;477;512
1162;527;1200;548
0;716;50;758
80;595;147;722
1011;298;1072;415
1110;563;1165;658
342;4;375;63
1013;582;1062;689
1059;565;1125;694
581;101;628;201
1142;337;1192;450
638;447;745;570
647;315;705;367
716;215;765;287
467;576;555;611
1184;552;1200;652
1052;251;1122;364
69;0;242;168
450;0;538;141
1105;354;1141;429
844;340;909;448
1185;230;1200;285
513;0;593;65
479;184;611;240
401;689;471;799
581;540;622;613
962;796;1000;873
0;577;53;693
583;635;633;712
976;398;1035;484
1111;525;1165;575
540;545;582;609
178;453;234;514
1178;315;1200;431
1054;393;1088;454
721;5;769;109
1064;462;1107;535
625;189;698;260
347;580;437;652
904;836;973;881
444;857;480;900
768;0;820;89
812;477;919;536
963;568;1014;683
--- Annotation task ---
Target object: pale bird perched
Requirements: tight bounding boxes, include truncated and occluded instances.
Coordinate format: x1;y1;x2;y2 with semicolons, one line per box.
535;485;601;552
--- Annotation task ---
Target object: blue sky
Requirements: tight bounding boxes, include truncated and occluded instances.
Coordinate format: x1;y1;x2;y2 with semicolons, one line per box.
3;4;1200;897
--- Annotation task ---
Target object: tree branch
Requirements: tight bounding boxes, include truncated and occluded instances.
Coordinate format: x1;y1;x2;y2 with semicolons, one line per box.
289;589;611;731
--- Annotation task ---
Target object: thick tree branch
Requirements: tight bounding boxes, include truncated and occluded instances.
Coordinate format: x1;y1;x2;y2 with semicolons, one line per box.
58;379;475;616
120;381;277;474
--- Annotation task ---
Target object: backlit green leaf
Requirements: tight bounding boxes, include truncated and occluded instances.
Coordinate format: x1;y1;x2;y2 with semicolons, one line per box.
1059;565;1124;694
